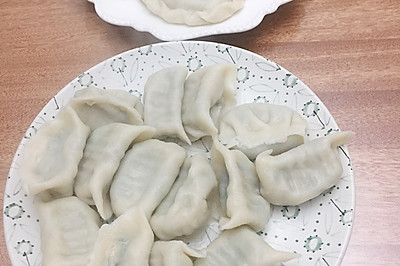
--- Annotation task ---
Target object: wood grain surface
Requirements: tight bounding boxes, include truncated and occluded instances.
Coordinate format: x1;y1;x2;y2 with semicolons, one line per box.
1;0;399;265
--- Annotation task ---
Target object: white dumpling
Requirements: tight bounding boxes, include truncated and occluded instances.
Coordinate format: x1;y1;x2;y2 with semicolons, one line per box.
150;153;217;240
69;86;143;130
193;226;299;266
218;102;308;160
140;0;244;26
209;141;229;216
36;196;102;266
150;241;206;266
212;139;271;232
74;123;155;220
256;131;354;206
20;106;90;201
110;139;186;218
182;63;237;142
143;66;190;144
88;207;154;266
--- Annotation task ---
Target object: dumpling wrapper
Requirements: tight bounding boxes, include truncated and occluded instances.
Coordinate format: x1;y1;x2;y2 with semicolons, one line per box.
212;138;271;232
218;102;308;160
193;226;299;266
182;63;237;142
36;196;102;266
88;207;154;266
69;86;143;130
256;131;354;206
74;123;155;220
110;139;186;219
140;0;245;26
20;106;90;201
150;153;217;240
150;240;206;266
143;65;190;144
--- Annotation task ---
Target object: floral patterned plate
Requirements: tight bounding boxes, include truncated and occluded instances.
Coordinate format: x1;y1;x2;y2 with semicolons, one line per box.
3;41;354;266
88;0;293;41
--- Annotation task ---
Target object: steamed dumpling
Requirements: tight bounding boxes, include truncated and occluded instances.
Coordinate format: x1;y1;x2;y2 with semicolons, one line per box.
36;196;101;266
212;139;271;232
20;106;90;201
218;102;308;160
74;123;155;220
150;241;206;266
143;66;190;144
140;0;245;26
193;226;299;266
256;131;354;206
110;139;186;218
182;63;237;142
88;207;154;266
150;153;217;240
69;86;143;130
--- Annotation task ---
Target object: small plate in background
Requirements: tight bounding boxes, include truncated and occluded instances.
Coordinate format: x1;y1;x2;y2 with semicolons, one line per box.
88;0;293;41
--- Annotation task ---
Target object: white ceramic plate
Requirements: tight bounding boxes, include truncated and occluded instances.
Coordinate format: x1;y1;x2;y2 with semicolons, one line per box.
3;41;354;266
88;0;293;41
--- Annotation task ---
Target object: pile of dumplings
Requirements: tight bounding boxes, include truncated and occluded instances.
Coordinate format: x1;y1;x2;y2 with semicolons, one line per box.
20;63;353;266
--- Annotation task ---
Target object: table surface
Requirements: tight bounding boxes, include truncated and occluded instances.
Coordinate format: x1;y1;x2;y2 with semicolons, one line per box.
1;0;399;265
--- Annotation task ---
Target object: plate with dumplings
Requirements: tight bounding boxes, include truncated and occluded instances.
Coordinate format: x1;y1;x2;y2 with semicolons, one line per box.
88;0;293;41
3;41;355;266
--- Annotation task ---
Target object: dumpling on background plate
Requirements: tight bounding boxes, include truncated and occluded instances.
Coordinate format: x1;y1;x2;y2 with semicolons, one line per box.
140;0;245;26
